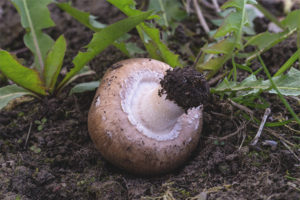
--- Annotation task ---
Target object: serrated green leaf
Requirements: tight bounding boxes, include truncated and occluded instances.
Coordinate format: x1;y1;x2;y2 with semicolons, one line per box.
0;85;35;110
202;38;235;54
245;30;290;50
214;11;241;38
56;2;131;56
148;0;186;30
125;42;146;56
44;35;66;93
107;0;181;67
215;0;255;49
69;81;100;95
11;0;55;72
0;50;46;95
108;0;138;14
57;11;152;90
212;68;300;96
281;10;300;30
140;24;181;67
244;29;295;62
56;2;105;32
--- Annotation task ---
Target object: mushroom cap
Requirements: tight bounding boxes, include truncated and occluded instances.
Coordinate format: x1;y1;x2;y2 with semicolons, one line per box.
88;58;203;175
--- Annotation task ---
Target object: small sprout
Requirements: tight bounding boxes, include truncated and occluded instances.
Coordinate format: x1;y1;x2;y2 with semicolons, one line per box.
30;145;41;154
34;117;47;131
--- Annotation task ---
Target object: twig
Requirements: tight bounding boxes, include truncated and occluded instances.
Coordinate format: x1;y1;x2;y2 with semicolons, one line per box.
250;108;271;145
252;124;299;161
184;0;192;14
256;126;295;147
192;50;202;69
212;0;221;12
11;47;29;55
192;0;210;33
199;0;215;9
24;122;33;149
229;99;254;116
208;72;228;86
281;140;300;162
209;121;246;141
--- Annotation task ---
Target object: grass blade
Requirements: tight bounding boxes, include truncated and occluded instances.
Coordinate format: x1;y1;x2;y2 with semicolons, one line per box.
57;11;153;91
259;56;300;125
55;2;105;32
273;48;300;77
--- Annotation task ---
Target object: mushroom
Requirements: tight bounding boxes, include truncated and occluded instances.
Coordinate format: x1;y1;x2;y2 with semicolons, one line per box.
88;58;207;175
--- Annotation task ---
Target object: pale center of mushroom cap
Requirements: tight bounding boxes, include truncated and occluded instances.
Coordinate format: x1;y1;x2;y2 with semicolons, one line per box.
133;86;184;132
120;69;185;141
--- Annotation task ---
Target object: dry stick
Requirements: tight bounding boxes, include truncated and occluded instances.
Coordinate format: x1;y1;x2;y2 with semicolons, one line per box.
193;0;210;33
281;140;300;162
208;72;228;86
199;0;215;9
238;131;247;150
210;121;247;140
185;0;192;14
212;0;221;12
24;122;33;149
253;125;295;147
250;108;271;146
192;50;202;69
229;98;254;116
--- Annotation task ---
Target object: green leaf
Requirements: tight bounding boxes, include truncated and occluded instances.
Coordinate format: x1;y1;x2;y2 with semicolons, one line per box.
212;68;300;96
281;10;300;30
58;66;95;94
244;29;295;62
139;24;181;67
56;2;130;56
197;55;227;78
108;0;181;67
0;85;35;110
55;2;105;32
0;50;46;95
202;38;235;54
69;81;100;95
214;11;241;38
148;0;186;32
57;11;152;90
11;0;55;73
44;35;66;93
125;42;146;56
221;0;256;10
215;0;256;48
107;0;143;16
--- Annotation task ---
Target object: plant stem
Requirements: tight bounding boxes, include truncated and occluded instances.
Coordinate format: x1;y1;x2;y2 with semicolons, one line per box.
259;56;300;125
273;48;300;77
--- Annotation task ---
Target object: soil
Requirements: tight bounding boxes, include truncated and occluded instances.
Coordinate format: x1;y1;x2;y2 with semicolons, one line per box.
160;67;209;111
1;0;300;200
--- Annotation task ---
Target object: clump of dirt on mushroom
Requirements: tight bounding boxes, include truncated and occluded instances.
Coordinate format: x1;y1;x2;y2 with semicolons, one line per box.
159;66;210;112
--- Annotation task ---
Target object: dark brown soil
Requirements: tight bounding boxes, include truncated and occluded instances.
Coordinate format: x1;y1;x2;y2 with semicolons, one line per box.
160;67;209;111
1;1;300;200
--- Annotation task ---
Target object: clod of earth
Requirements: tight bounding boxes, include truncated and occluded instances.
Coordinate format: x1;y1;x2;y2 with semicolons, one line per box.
88;58;209;175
